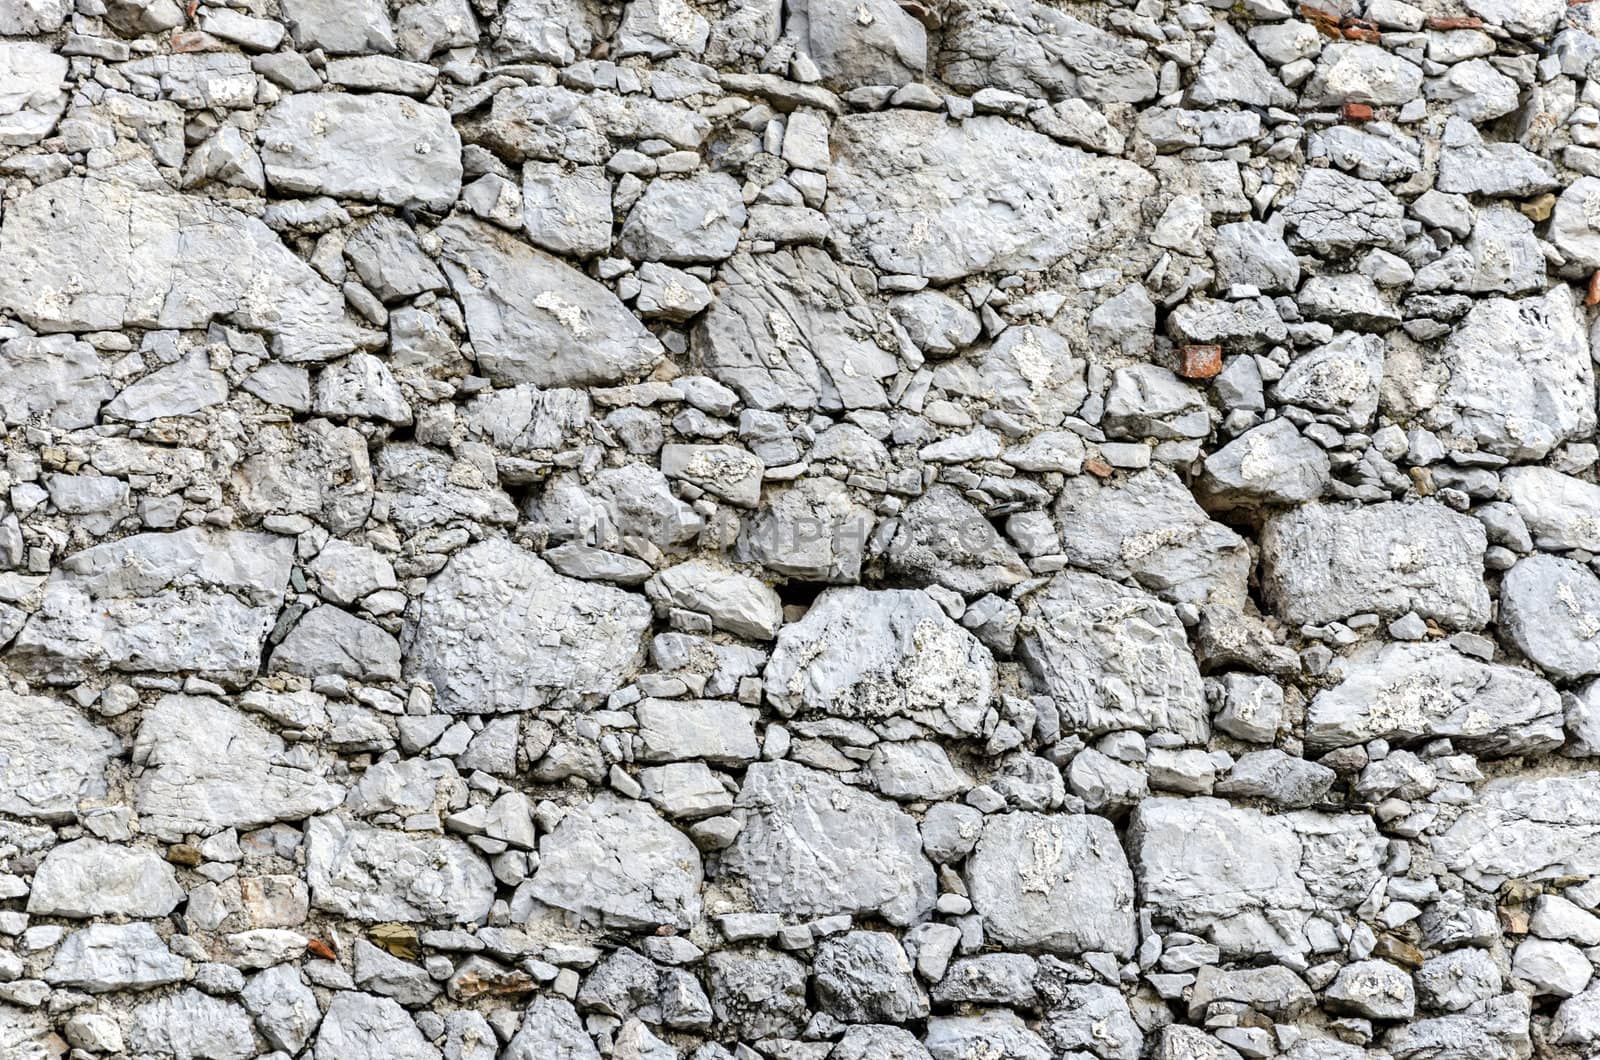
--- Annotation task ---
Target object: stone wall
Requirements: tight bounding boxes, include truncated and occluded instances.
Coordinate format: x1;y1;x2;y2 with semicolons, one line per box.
1;0;1599;1055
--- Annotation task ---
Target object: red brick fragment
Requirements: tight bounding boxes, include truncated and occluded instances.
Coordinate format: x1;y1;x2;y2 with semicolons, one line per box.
1179;344;1224;380
1084;458;1115;479
1587;271;1600;307
306;939;336;960
1342;24;1382;41
1342;102;1374;122
1300;4;1344;36
1425;15;1482;27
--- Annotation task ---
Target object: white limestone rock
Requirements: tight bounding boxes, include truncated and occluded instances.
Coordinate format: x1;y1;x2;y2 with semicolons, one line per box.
521;792;703;930
133;695;344;841
723;761;936;926
764;587;995;737
1307;642;1563;756
404;538;653;713
306;815;496;924
0;178;368;363
436;216;664;387
28;839;183;919
965;811;1137;956
1017;570;1208;742
827;112;1155;282
1260;501;1489;629
0;690;118;823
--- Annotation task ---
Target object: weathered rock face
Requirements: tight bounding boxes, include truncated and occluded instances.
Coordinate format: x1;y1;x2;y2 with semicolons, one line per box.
522;792;702;930
28;839;184;918
965;811;1136;956
724;761;935;926
827;112;1155;282
11;528;295;687
436;216;665;387
763;587;995;736
1260;502;1490;629
1306;643;1563;756
0;178;368;362
404;538;653;713
1017;570;1208;742
258;94;462;210
0;690;118;822
7;0;1600;1055
306;815;496;924
133;694;343;840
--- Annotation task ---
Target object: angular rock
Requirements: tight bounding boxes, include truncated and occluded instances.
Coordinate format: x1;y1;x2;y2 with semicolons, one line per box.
938;0;1156;103
1260;501;1489;629
0;690;117;822
827;112;1155;282
620;173;746;263
46;923;185;993
306;815;496;923
28;839;183;919
313;991;441;1060
1308;642;1562;755
645;559;782;639
0;42;67;147
1017;570;1208;742
404;538;652;713
436;216;663;387
764;587;995;736
1198;419;1331;510
887;485;1030;596
134;694;343;841
692;248;899;411
788;0;926;89
965;811;1137;956
1498;554;1600;680
1053;467;1250;608
0;178;365;362
12;528;295;687
523;793;703;930
127;990;256;1060
724;761;935;925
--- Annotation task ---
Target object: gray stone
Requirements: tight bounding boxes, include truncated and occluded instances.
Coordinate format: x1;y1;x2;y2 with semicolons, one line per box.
0;690;117;822
404;538;653;713
523;793;703;930
692;248;900;411
1260;501;1489;629
938;0;1156;103
620;173;746;263
271;604;402;682
134;695;343;841
128;990;256;1060
0;178;366;362
827;112;1155;282
45;923;185;993
1198;419;1330;510
887;485;1030;596
646;560;783;639
28;839;183;919
764;587;994;736
814;930;929;1022
1307;642;1563;755
522;162;613;258
436;216;663;387
242;965;322;1053
1434;772;1600;886
1499;554;1600;680
966;810;1137;956
259;94;460;211
724;761;935;925
1054;467;1250;608
313;991;441;1060
0;43;68;146
281;0;396;52
306;815;496;923
1017;570;1207;741
788;0;926;89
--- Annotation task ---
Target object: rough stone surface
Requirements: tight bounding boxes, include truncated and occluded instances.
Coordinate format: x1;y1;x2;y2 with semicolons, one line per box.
3;2;1599;1055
